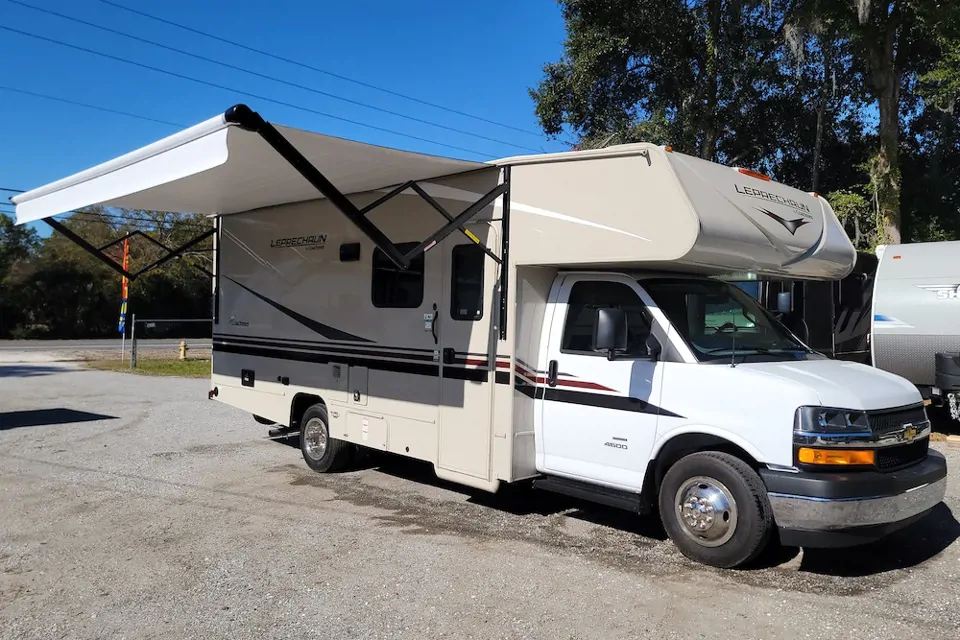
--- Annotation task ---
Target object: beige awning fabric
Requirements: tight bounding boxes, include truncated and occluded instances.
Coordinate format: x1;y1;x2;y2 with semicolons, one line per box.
12;109;487;225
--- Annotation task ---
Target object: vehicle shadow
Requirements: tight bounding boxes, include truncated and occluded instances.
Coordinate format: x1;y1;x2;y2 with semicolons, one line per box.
269;435;956;566
0;365;68;378
270;435;669;539
0;408;119;430
795;502;960;576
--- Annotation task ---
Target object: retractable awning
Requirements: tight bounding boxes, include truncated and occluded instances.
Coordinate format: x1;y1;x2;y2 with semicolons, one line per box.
11;104;509;274
12;105;487;224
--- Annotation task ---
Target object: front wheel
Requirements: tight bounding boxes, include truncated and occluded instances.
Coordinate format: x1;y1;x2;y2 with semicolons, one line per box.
658;451;773;568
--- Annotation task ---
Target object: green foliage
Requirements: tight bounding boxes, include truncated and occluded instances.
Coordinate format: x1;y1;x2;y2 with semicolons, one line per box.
827;189;877;250
0;209;213;339
532;0;960;243
919;38;960;111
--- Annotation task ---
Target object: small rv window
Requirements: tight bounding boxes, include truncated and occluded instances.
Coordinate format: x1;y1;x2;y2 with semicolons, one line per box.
451;245;485;321
561;281;651;356
371;242;425;309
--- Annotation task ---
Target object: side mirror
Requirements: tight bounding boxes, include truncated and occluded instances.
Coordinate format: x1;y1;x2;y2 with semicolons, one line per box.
776;291;792;314
592;308;627;359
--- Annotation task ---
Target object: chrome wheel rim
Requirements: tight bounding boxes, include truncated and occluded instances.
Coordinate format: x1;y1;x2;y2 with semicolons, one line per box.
303;417;328;461
674;476;738;548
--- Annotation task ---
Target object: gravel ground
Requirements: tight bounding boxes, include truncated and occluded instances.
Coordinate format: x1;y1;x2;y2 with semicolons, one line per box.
1;362;959;640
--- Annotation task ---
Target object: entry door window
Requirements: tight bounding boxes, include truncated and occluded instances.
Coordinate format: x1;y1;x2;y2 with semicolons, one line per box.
450;244;485;321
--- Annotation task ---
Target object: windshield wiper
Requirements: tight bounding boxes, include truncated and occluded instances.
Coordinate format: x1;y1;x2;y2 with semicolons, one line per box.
703;346;808;357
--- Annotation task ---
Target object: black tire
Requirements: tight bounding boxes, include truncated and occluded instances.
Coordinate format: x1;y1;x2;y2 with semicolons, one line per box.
299;404;354;473
253;414;276;426
658;451;773;569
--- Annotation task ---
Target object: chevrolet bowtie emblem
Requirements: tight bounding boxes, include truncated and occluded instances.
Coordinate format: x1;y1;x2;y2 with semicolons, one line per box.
902;424;917;441
756;207;810;235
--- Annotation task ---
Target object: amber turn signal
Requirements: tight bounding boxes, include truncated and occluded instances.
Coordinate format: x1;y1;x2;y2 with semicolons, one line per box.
797;448;875;465
736;167;772;181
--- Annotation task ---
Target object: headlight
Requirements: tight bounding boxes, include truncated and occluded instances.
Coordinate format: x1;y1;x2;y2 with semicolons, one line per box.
794;406;871;435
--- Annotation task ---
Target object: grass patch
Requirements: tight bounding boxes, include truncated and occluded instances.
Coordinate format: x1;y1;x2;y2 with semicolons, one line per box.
85;358;210;378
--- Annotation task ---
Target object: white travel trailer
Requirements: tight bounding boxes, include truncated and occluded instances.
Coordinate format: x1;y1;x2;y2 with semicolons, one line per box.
12;105;947;568
872;241;960;419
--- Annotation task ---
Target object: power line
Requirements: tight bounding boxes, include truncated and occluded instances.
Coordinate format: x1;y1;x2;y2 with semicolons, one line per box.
1;187;26;193
95;0;545;139
0;24;492;158
8;0;539;153
0;85;184;128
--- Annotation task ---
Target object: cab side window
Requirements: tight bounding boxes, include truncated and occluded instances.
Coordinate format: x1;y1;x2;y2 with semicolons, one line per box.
561;280;652;356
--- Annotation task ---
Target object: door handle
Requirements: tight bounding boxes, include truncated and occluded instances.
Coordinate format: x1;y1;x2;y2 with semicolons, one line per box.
547;360;558;387
430;302;438;345
442;348;456;364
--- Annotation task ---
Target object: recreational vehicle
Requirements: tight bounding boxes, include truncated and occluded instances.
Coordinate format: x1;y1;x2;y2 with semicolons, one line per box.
12;105;947;569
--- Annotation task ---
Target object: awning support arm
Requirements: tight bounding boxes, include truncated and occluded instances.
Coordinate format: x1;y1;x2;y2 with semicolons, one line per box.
223;103;508;270
130;227;216;278
98;229;215;279
224;104;411;270
45;218;134;279
358;180;501;264
43;218;215;281
408;183;502;265
402;183;508;262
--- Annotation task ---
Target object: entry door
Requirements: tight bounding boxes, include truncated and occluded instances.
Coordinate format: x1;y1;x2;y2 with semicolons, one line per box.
437;226;500;479
539;274;664;490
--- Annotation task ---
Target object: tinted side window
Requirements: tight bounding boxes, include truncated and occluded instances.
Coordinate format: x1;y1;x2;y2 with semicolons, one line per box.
372;242;424;308
450;244;484;321
561;281;652;356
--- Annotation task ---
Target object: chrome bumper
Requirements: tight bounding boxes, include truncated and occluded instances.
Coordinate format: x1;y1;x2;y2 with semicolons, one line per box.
768;476;947;531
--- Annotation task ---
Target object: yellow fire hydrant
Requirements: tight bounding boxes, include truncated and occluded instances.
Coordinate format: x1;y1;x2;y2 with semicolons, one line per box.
179;340;188;361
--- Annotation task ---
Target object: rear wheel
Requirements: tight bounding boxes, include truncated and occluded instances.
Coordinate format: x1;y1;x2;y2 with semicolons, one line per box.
299;404;354;473
658;451;773;568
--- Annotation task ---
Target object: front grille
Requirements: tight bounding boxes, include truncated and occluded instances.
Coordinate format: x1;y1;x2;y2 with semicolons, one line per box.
875;437;930;471
868;404;927;435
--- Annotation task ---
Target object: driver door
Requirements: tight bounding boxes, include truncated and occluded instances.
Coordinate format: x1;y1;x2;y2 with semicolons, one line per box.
538;274;665;490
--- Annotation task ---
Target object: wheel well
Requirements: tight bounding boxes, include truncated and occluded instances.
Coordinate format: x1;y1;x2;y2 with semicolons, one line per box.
642;433;760;505
289;393;324;430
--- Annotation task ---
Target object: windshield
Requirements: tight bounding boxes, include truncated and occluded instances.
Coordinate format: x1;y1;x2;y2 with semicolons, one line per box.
641;278;817;363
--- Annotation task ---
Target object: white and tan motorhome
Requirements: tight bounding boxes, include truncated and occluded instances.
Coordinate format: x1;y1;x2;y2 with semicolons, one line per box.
13;104;947;568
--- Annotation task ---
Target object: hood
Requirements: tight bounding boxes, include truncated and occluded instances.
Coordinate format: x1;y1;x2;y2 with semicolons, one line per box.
735;360;922;411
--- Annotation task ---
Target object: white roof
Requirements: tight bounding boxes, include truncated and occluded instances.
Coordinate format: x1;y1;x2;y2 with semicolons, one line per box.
11;110;487;225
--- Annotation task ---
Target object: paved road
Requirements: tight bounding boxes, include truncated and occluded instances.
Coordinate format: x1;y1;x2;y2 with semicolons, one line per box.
1;363;959;639
0;339;211;351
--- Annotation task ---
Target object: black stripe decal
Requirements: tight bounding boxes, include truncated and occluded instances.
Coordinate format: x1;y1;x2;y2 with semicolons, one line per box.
544;388;681;416
513;378;682;417
214;343;682;417
215;336;436;363
213;332;433;353
216;342;438;376
216;343;492;382
443;367;489;383
223;277;373;343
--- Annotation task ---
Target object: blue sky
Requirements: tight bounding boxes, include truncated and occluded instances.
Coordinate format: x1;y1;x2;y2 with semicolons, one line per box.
0;0;570;234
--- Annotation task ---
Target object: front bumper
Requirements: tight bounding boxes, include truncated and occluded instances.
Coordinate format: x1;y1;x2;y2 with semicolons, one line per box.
759;450;947;548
